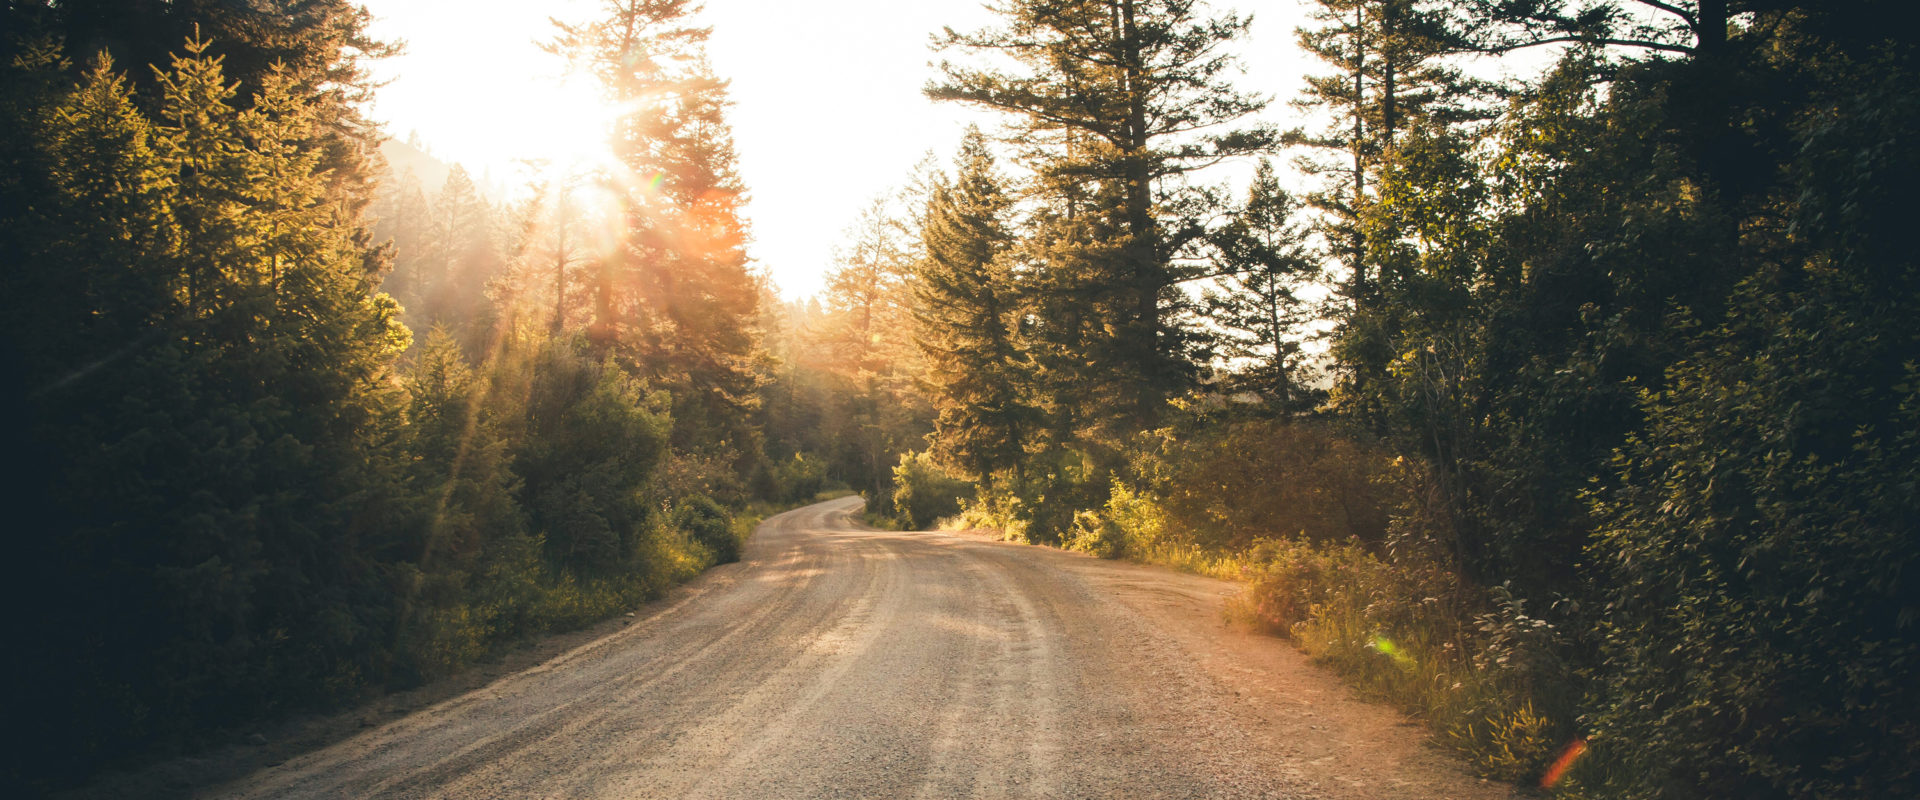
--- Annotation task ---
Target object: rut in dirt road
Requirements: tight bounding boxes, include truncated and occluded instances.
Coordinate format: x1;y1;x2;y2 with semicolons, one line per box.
210;496;1518;800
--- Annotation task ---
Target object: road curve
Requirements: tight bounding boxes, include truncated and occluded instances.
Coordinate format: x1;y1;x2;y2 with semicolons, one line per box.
209;496;1517;800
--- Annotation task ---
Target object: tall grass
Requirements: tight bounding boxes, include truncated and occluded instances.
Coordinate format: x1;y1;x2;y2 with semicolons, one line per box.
1225;536;1583;788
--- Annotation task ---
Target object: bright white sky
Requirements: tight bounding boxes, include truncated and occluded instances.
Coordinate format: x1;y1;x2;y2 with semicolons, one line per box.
361;1;1319;299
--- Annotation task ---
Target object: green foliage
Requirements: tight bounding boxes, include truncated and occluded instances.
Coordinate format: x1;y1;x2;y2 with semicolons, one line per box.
1065;485;1163;561
1203;159;1323;411
959;448;1100;546
767;452;828;504
1580;53;1920;797
373;165;508;353
550;0;766;462
674;494;739;564
772;190;934;510
1291;5;1920;797
2;30;416;786
915;128;1034;483
1144;419;1396;552
930;0;1274;437
886;451;973;530
1231;537;1579;784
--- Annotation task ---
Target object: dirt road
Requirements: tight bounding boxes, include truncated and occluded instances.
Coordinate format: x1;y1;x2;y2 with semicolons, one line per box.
209;497;1517;799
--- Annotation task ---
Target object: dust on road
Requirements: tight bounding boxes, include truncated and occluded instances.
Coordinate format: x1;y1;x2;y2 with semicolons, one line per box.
208;496;1518;799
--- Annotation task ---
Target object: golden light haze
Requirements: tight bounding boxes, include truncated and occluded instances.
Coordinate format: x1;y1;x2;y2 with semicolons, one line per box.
361;0;1315;297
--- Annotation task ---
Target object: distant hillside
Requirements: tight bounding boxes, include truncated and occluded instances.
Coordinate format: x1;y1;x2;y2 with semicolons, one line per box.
378;135;455;196
377;135;507;200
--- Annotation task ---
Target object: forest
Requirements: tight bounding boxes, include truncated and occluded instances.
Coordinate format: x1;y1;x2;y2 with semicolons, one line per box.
3;1;1916;798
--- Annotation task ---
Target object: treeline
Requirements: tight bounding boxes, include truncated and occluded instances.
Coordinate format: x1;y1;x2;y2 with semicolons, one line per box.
0;0;823;791
849;2;1917;798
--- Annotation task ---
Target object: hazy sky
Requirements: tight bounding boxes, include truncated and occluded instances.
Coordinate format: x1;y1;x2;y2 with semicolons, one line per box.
362;1;1317;298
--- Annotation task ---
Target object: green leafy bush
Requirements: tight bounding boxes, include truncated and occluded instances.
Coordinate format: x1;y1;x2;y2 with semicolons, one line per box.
1065;510;1126;558
887;450;973;529
771;452;828;503
1065;485;1166;560
958;449;1100;544
1146;419;1396;551
1229;536;1578;784
674;494;739;564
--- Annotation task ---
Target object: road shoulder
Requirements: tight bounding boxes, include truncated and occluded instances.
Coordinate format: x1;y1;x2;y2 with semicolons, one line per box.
935;525;1522;800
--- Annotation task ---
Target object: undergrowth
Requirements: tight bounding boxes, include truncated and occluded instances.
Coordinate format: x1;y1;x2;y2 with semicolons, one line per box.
1227;538;1583;787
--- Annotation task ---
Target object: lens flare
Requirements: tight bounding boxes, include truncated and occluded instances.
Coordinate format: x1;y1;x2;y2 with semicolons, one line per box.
1368;635;1416;670
1540;737;1588;788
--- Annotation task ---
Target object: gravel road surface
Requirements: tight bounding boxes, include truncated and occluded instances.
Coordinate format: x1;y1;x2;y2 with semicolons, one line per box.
208;496;1518;799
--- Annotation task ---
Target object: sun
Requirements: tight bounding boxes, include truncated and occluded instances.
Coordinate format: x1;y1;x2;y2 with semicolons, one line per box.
504;74;621;178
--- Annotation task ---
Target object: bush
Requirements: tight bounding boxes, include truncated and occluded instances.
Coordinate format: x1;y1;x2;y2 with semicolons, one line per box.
1584;283;1920;797
1148;419;1396;552
1065;510;1126;558
888;450;973;529
673;494;739;564
771;452;827;503
657;449;748;509
958;450;1098;544
1064;484;1167;560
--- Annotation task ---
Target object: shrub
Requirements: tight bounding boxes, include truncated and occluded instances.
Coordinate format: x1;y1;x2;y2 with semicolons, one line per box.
1229;536;1579;785
771;452;827;503
673;494;738;564
657;449;747;508
888;450;973;529
1585;294;1920;798
1064;484;1167;560
1149;419;1397;552
1065;510;1126;558
959;450;1099;544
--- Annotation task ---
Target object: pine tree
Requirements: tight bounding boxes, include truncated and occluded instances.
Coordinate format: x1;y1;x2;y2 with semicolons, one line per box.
372;167;433;309
1293;0;1488;423
550;0;765;462
914;130;1032;485
519;174;596;336
930;0;1273;436
4;34;413;781
1202;159;1318;411
423;165;504;350
816;195;931;507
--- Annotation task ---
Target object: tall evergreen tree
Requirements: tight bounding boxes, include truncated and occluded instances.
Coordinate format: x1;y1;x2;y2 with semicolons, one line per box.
817;195;931;507
372;167;434;305
914;129;1031;486
424;165;505;351
550;0;765;463
1293;0;1489;423
3;36;412;783
1202;159;1318;411
929;0;1272;436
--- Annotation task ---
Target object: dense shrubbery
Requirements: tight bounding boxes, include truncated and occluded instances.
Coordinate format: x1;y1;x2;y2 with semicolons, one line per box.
769;452;829;504
385;330;719;684
1229;534;1578;784
674;494;739;564
875;450;972;530
1145;420;1394;551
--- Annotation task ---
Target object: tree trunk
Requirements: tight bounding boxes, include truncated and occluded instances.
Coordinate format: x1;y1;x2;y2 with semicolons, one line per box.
1349;3;1368;306
552;192;570;335
1117;0;1161;426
